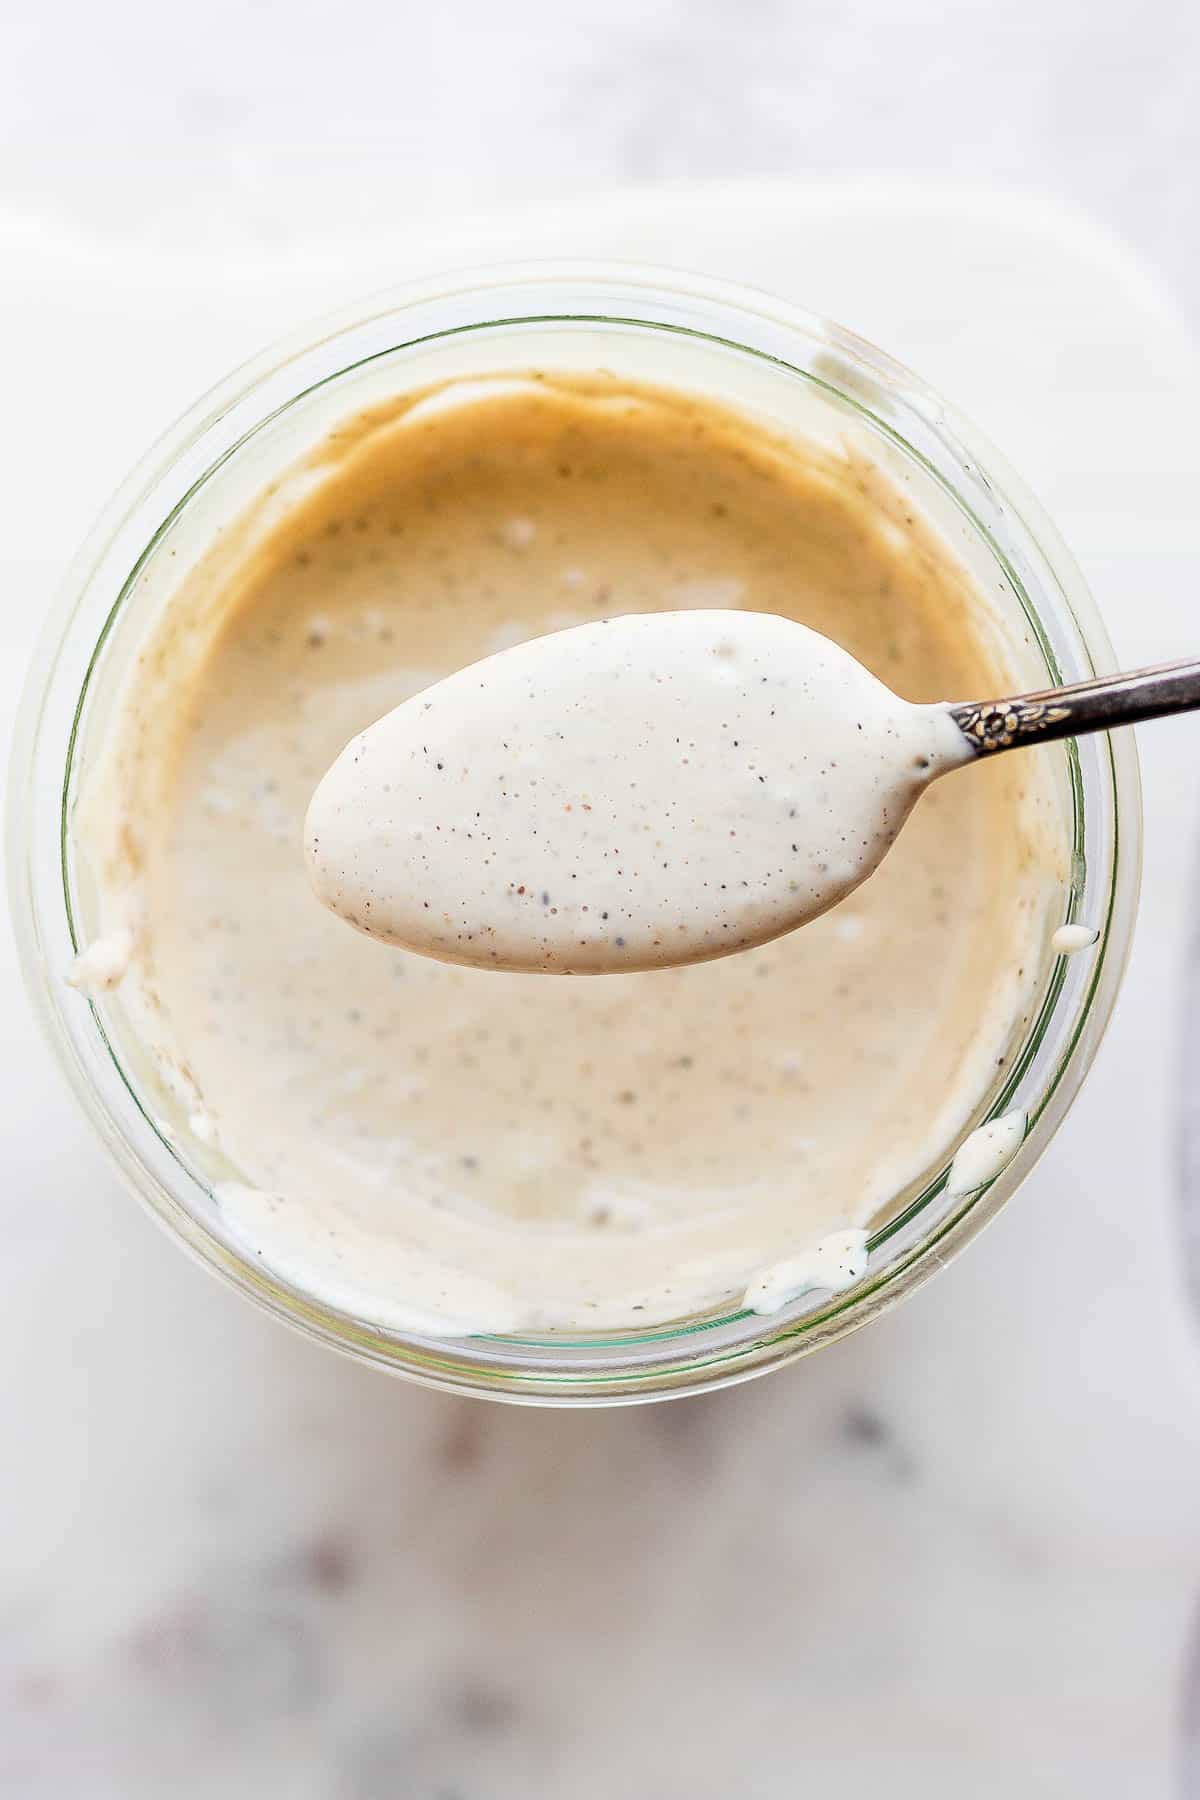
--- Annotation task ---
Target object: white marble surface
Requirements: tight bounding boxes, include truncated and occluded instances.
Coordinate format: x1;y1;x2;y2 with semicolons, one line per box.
5;0;1200;319
4;179;1200;1798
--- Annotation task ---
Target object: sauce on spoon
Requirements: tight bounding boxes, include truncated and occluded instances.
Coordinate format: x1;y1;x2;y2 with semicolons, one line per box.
306;608;972;974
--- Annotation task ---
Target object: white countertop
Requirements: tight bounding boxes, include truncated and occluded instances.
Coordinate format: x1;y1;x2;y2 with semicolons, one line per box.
3;181;1200;1797
6;0;1200;318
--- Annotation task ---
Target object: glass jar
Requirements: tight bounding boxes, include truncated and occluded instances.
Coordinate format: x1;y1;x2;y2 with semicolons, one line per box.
7;263;1140;1403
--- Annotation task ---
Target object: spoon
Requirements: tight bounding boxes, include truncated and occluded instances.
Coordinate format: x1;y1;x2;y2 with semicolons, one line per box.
305;610;1196;975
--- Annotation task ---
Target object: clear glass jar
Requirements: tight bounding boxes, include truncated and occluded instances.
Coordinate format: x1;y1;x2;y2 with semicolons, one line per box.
7;263;1141;1403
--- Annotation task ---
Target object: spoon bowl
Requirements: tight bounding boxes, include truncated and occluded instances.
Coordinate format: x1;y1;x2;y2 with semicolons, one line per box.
307;609;965;972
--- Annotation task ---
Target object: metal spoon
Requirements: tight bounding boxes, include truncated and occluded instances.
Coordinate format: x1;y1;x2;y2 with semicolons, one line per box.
950;657;1200;755
307;613;1198;977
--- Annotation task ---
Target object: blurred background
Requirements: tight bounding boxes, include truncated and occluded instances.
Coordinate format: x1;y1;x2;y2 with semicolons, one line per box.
4;3;1200;1797
5;0;1200;307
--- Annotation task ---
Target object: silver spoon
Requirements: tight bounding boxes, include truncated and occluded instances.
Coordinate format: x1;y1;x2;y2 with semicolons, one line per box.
950;657;1200;754
306;614;1198;976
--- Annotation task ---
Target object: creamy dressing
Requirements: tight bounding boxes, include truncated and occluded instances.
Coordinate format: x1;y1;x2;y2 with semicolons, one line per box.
307;610;972;974
742;1228;870;1315
946;1110;1028;1198
74;372;1066;1333
1052;922;1099;955
65;927;137;994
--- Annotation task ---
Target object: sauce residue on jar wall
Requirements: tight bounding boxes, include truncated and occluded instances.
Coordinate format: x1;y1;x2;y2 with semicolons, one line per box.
73;372;1067;1332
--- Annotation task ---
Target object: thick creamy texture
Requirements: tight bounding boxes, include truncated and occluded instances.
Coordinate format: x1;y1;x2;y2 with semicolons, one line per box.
743;1227;870;1316
80;373;1064;1333
946;1110;1028;1199
306;610;971;974
1052;921;1099;955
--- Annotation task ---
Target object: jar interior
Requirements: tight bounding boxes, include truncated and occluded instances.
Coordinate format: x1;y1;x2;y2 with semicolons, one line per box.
51;305;1104;1387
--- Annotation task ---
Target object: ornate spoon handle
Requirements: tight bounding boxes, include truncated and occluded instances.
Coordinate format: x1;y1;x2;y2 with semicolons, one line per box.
950;657;1200;754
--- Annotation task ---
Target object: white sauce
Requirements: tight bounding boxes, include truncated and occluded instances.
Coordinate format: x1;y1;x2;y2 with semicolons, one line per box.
946;1109;1027;1198
1052;922;1099;954
72;373;1066;1335
65;927;136;993
306;610;973;974
743;1228;870;1315
214;1181;520;1337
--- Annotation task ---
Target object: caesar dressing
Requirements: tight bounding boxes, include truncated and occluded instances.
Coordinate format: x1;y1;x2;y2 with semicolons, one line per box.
74;372;1065;1331
306;610;972;974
